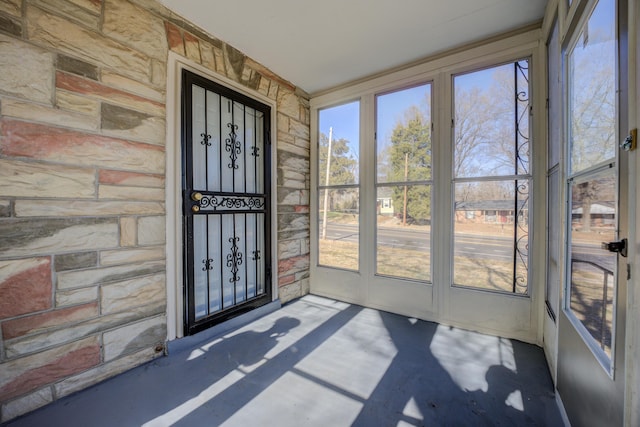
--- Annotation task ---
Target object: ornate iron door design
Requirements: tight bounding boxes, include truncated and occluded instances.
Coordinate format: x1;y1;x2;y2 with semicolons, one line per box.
182;70;271;335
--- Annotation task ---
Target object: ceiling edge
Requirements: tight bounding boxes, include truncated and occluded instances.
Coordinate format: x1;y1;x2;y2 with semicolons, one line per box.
309;19;544;99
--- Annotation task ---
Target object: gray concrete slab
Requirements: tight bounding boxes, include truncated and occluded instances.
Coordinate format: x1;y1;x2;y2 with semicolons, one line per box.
3;295;564;426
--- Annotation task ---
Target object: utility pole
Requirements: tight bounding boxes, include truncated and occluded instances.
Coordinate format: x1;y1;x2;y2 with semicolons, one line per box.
321;127;333;240
403;152;408;226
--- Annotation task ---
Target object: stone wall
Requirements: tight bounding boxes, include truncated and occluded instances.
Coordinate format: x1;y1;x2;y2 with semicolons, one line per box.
0;0;310;421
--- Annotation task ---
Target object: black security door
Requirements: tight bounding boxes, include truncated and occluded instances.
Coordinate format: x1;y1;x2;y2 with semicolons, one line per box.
182;70;272;336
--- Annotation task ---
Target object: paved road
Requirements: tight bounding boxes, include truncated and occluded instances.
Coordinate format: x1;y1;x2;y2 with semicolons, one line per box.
322;222;610;262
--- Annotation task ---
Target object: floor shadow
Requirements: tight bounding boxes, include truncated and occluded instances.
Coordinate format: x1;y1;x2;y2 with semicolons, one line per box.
3;303;361;427
3;298;563;427
173;303;362;426
351;313;562;426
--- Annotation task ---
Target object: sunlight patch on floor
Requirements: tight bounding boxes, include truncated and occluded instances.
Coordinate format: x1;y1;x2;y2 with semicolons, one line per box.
402;396;424;420
221;371;364;427
430;324;517;392
506;389;524;411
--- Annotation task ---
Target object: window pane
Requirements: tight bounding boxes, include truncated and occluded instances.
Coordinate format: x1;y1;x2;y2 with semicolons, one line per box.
318;101;360;271
376;84;432;183
318;188;359;270
454;61;529;178
376;185;430;281
453;180;529;293
318;102;360;186
569;0;616;174
452;59;531;295
569;172;616;357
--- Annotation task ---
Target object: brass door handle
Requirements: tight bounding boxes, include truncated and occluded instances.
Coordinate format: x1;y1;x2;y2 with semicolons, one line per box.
191;192;202;213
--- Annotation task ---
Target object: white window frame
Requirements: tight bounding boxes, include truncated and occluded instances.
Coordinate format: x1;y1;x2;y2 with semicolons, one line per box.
310;28;544;341
561;0;620;376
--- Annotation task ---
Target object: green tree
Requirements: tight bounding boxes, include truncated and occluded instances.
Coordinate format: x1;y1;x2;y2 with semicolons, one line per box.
318;132;357;185
318;132;357;215
388;107;431;224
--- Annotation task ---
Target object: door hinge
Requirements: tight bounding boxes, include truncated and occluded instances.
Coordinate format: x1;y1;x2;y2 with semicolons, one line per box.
627;264;631;281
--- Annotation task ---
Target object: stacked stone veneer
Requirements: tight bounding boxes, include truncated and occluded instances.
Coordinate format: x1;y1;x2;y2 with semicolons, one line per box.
0;0;310;421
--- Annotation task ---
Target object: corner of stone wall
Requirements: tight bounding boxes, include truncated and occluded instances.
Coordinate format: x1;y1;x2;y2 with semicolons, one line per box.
155;6;311;304
0;0;310;421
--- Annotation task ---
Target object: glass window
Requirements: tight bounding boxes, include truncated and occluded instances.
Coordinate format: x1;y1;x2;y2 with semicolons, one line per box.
452;60;531;294
453;64;529;178
569;0;616;173
566;0;618;365
569;172;616;357
375;84;432;282
318;101;360;270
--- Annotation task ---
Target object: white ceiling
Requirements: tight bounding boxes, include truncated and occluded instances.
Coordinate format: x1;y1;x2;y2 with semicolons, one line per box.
159;0;548;94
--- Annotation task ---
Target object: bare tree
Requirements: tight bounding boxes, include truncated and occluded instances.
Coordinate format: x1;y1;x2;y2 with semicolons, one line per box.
570;37;616;173
453;87;492;178
486;63;530;176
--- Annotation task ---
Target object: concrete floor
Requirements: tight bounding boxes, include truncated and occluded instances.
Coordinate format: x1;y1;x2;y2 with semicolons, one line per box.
4;295;565;427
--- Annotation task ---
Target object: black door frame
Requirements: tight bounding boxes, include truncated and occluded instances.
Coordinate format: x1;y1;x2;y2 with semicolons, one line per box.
181;69;272;336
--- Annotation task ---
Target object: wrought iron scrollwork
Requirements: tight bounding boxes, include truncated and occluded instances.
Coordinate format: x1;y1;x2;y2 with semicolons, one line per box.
515;61;530;176
514;181;529;293
202;258;214;271
513;60;530;294
200;133;212;146
225;123;242;169
198;194;265;211
226;236;243;283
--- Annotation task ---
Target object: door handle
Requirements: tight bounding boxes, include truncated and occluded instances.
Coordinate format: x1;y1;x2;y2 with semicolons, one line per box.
190;192;203;213
601;238;627;257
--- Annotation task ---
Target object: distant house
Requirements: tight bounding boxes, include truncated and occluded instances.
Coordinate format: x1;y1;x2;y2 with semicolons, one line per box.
454;200;528;224
571;202;616;227
376;197;394;215
376;187;395;216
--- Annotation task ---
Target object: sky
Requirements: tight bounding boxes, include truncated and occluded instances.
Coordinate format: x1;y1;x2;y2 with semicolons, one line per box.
317;69;502;166
317;84;429;166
